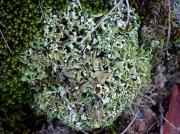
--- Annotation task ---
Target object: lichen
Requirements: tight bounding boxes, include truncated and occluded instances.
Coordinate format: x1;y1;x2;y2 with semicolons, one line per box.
20;0;152;130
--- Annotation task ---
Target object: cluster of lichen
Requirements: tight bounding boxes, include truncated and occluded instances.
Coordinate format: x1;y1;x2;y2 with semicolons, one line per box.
19;0;152;130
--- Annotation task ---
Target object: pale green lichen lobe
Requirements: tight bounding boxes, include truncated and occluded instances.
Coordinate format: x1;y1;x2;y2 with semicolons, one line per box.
20;0;152;130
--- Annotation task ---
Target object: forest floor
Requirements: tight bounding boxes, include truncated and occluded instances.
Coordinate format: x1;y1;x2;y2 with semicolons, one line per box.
0;0;179;134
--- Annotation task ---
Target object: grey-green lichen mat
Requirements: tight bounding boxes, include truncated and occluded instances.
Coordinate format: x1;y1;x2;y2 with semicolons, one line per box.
19;0;152;130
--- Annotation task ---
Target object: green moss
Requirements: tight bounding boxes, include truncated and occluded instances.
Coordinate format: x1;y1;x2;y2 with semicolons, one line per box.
0;0;72;108
0;0;44;55
42;0;69;11
80;0;114;14
0;0;43;108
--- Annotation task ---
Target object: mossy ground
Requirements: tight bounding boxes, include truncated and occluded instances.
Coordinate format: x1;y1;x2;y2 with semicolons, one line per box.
0;0;175;133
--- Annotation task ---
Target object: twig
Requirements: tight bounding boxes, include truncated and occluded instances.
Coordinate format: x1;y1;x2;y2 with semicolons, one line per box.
147;121;157;134
77;0;82;10
79;0;124;44
80;130;88;134
125;0;130;27
162;116;177;130
163;116;180;133
3;110;9;121
0;29;12;54
120;110;139;134
38;0;45;20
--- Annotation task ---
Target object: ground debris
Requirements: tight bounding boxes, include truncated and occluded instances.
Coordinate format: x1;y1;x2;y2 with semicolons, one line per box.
126;106;157;134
